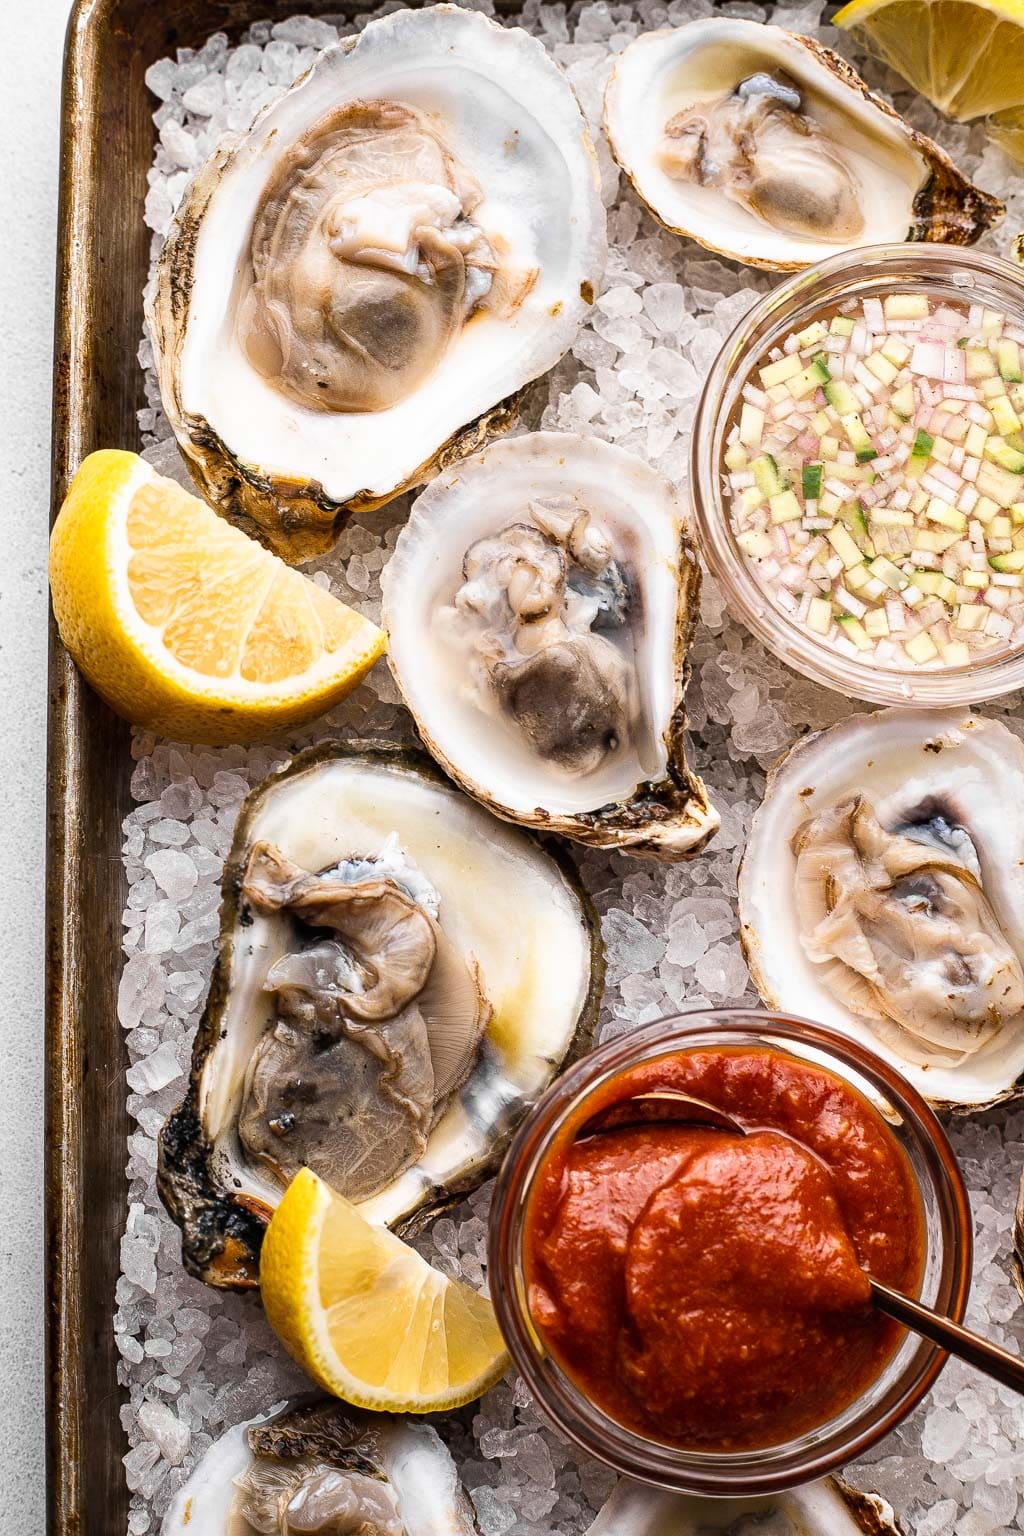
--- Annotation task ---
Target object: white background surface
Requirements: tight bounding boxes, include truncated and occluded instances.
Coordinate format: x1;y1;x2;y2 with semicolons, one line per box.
1;1;76;1529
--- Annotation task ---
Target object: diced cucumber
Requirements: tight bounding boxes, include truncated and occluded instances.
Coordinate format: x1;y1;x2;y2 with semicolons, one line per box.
802;463;823;500
934;574;959;606
840;501;871;545
868;555;908;590
907;568;942;596
881;338;912;367
965;347;998;380
905;630;939;663
769;490;802;524
965;423;988;459
796;320;828;349
864;352;899;387
840;412;877;463
890;383;915;420
925;498;967;532
836;615;873;650
752;453;786;497
991;395;1022;436
826;524;865;570
962;570;990;588
759;353;803;389
939;640;971;666
977;462;1023;508
985;439;1024;474
869;508;914;527
863;608;890;639
738;402;765;448
955;604;990;631
911;429;934;459
737;530;774;560
991;515;1013;537
788;358;831;399
983;309;1005;336
883;294;930;320
989;550;1024;573
805;597;833;634
819;434;840;460
844;562;873;593
829;316;856;336
824;378;859;416
998;339;1023;383
724;442;748;472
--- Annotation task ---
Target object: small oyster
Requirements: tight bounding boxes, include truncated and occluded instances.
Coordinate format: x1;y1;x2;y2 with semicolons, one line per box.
159;742;601;1288
740;707;1024;1111
586;1475;903;1535
382;432;718;859
162;1398;479;1535
604;18;1003;271
149;6;606;563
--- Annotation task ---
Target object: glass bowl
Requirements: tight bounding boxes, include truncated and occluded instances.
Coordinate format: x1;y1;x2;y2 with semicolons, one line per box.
487;1008;972;1496
690;242;1024;706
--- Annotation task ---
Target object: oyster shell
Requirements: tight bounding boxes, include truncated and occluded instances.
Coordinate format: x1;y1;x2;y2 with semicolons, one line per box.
739;707;1024;1111
149;5;606;564
603;19;1003;272
381;432;718;860
162;1398;479;1534
585;1475;903;1535
159;742;601;1288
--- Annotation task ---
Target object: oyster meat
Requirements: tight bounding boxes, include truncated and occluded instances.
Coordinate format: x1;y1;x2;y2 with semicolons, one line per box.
585;1475;903;1535
603;19;1003;271
149;6;606;564
162;1398;479;1535
740;708;1024;1110
382;432;718;859
159;743;601;1287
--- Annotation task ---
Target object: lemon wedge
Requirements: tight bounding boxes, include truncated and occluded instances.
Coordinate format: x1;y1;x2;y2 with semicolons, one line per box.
48;450;384;743
987;103;1024;160
259;1168;509;1413
833;0;1024;120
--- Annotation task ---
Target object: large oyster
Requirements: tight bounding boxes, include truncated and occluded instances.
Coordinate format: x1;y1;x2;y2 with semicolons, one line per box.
162;1398;479;1535
381;433;718;860
159;743;601;1287
739;708;1024;1111
586;1476;903;1535
149;6;606;564
604;19;1003;271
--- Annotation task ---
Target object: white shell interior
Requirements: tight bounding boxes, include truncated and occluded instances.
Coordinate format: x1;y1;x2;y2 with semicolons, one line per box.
199;753;594;1227
382;432;686;819
739;708;1024;1107
174;6;605;506
604;19;929;267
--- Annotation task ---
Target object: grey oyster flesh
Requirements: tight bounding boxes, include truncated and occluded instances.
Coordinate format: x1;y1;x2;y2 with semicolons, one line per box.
658;72;865;242
237;840;489;1202
239;98;527;415
227;1400;474;1536
443;500;642;778
793;793;1024;1065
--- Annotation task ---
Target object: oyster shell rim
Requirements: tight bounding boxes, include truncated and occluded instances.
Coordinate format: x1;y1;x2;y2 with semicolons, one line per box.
157;737;604;1290
739;707;1024;1115
602;21;1005;273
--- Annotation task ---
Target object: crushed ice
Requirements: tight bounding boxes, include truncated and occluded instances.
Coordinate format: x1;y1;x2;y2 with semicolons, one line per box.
118;4;1024;1533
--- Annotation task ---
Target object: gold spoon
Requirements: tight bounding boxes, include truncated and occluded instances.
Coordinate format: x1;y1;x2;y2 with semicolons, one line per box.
579;1090;1024;1397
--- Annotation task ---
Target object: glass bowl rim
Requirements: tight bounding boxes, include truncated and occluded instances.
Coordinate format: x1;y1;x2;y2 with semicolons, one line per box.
487;1005;974;1496
689;241;1024;708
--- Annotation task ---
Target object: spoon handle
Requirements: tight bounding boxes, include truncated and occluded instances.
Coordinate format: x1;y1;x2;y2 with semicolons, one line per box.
869;1279;1024;1395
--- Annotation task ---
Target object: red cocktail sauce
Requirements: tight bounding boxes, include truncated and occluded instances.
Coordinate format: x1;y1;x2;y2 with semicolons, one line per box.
523;1046;925;1451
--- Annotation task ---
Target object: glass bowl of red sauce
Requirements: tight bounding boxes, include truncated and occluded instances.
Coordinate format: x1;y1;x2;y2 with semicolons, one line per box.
488;1009;972;1496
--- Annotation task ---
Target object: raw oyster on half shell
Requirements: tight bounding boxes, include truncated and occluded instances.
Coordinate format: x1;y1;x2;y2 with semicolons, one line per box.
382;432;718;860
740;708;1024;1111
603;19;1003;271
149;5;606;563
159;743;601;1288
162;1398;479;1535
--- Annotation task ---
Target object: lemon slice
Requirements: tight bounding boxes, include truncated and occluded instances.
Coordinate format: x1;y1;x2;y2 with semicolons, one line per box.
833;0;1024;120
987;103;1024;160
260;1168;509;1413
48;450;384;743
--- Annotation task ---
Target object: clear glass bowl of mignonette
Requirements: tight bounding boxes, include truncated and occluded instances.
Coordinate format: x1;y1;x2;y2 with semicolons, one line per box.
690;243;1024;705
